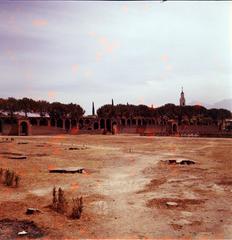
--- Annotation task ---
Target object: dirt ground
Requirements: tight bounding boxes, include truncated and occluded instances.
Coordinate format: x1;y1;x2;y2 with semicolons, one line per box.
0;134;231;239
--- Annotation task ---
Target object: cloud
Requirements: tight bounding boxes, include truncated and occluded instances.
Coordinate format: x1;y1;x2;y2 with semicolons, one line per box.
47;91;57;101
87;31;96;37
83;69;93;79
96;51;103;62
161;54;169;63
98;36;108;46
5;49;17;62
32;19;48;27
122;5;128;13
71;64;79;74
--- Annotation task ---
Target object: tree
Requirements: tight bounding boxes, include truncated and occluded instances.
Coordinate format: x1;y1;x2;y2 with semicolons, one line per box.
66;103;85;119
18;98;36;117
36;100;50;117
5;97;19;118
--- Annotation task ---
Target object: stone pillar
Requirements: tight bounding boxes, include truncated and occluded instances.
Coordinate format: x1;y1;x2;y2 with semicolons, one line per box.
47;119;51;127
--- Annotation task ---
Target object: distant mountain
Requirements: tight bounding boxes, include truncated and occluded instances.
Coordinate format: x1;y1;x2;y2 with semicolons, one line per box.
189;99;232;111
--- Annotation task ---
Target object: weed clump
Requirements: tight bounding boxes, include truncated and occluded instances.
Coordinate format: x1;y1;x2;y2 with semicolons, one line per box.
70;196;83;219
52;187;67;213
51;187;83;219
0;168;20;187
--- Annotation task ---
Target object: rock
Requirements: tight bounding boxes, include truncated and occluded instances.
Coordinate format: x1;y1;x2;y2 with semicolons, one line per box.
18;230;28;236
26;208;40;215
49;167;85;174
9;156;27;160
179;160;195;165
165;159;195;165
68;147;87;150
175;219;192;225
68;147;80;150
167;160;177;164
166;201;178;206
181;211;193;217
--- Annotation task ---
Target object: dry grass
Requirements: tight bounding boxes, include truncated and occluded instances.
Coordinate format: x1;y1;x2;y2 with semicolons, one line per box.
52;187;67;213
0;168;20;187
51;187;83;219
70;196;83;219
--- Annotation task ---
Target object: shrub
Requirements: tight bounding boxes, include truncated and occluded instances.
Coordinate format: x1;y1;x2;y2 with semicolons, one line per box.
0;169;20;187
14;175;20;187
4;169;14;186
0;168;3;181
52;186;58;210
51;187;83;219
70;196;83;219
57;187;67;213
51;187;67;214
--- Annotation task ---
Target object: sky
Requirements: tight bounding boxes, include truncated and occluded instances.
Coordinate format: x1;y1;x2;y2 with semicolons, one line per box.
0;1;231;114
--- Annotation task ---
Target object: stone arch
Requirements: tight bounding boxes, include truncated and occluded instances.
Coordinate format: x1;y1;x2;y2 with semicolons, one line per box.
51;118;56;127
0;119;2;133
100;119;105;129
138;119;142;126
29;118;38;126
20;121;29;136
65;119;71;131
71;119;77;128
39;118;48;126
85;119;90;125
79;119;83;129
57;119;63;128
173;123;178;133
106;119;111;132
112;121;117;134
94;122;99;130
121;119;126;126
132;119;136;126
127;119;131;126
142;119;146;126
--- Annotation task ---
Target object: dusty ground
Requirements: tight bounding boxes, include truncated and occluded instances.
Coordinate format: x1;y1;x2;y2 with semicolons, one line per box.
0;134;231;239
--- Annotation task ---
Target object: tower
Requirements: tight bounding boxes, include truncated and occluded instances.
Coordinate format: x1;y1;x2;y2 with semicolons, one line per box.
179;87;186;106
92;102;95;115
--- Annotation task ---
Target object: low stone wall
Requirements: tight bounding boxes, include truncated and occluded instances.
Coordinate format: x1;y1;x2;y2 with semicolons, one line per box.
2;124;18;135
120;127;138;134
78;129;103;135
31;126;66;135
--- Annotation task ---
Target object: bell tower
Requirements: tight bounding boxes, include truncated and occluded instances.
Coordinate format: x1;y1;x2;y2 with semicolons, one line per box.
179;87;186;106
92;101;95;116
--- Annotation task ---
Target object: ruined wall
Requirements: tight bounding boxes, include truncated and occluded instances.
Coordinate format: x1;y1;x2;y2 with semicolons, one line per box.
2;124;18;135
179;125;219;135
